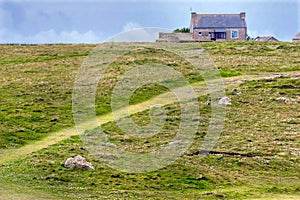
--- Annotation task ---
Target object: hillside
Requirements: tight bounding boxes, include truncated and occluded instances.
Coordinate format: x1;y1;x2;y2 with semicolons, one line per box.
0;41;299;199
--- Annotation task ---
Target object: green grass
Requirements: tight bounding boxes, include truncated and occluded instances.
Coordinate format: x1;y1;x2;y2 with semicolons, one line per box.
219;69;243;77
200;41;300;73
0;41;299;199
1;76;299;199
0;45;205;149
0;43;244;149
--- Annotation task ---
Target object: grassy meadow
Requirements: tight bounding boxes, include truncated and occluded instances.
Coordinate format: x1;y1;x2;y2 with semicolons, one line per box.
0;41;299;199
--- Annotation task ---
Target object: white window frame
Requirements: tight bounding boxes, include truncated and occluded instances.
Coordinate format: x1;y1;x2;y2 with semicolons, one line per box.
231;30;239;39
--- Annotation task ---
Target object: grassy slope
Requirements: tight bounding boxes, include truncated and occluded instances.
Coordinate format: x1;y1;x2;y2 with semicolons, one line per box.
0;44;95;148
0;42;299;199
0;43;206;149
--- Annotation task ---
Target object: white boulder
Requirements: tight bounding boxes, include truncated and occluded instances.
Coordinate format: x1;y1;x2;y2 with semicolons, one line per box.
64;155;95;170
218;97;232;105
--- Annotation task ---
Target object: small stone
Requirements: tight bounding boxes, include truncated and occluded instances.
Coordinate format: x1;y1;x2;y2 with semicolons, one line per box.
284;98;292;104
169;141;180;146
275;97;287;102
231;88;241;95
204;100;211;106
218;97;232;105
231;88;238;92
276;97;298;104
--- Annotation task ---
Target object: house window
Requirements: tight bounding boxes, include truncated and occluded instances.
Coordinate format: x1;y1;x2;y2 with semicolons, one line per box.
231;30;239;39
215;32;226;39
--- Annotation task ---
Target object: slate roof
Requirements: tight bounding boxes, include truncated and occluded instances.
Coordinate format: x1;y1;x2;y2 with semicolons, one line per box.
255;36;278;41
191;13;247;29
293;32;300;41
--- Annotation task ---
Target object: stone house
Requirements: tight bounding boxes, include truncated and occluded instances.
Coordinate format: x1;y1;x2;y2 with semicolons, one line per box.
254;36;278;41
190;12;247;41
292;32;300;42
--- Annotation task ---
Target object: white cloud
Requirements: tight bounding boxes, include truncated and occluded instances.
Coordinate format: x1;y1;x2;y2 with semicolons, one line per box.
0;29;103;44
122;22;142;32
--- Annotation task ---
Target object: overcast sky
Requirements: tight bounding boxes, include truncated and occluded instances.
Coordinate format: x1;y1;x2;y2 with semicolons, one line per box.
0;0;299;43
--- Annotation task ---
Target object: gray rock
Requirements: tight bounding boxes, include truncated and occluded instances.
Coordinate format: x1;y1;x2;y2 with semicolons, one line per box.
64;155;95;170
64;157;76;168
231;88;238;92
275;97;287;102
231;88;242;95
275;97;298;104
169;141;180;146
218;97;232;105
204;100;211;106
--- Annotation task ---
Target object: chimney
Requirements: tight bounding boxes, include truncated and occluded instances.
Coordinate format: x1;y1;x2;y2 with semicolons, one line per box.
240;12;246;20
190;12;197;33
191;12;197;18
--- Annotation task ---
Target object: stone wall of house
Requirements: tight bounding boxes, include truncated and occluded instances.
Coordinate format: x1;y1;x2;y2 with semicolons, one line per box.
226;28;247;40
158;27;247;42
192;28;215;41
157;32;195;43
192;28;247;41
158;33;180;42
293;38;300;42
292;32;300;42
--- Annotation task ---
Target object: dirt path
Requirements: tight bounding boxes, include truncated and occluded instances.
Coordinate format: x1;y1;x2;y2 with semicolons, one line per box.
1;72;299;165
